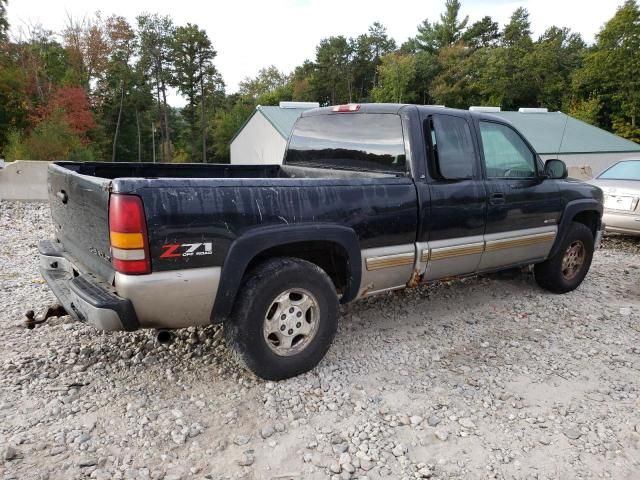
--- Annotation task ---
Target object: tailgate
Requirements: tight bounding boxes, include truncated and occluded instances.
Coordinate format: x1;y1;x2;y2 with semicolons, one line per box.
48;163;114;281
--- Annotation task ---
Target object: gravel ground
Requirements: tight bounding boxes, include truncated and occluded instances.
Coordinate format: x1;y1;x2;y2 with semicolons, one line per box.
1;201;639;480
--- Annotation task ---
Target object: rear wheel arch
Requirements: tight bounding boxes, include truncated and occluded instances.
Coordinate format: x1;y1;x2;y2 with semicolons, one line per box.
211;224;361;323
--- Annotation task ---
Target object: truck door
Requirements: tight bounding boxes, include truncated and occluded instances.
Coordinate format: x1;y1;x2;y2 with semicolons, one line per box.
476;120;562;270
417;111;487;281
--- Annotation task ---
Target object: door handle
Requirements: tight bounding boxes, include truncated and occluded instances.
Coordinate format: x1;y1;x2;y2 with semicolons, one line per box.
490;193;505;205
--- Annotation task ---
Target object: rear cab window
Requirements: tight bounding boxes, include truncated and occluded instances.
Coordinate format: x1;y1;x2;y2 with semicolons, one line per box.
285;113;407;174
426;114;476;180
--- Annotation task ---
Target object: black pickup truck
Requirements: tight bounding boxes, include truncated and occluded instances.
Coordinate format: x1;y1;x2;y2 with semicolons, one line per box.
40;104;604;380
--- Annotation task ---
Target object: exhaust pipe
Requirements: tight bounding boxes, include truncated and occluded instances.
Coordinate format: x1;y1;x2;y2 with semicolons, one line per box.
156;329;174;345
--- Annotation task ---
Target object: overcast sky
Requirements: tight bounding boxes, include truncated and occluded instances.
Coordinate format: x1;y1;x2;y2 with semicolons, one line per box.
7;0;622;98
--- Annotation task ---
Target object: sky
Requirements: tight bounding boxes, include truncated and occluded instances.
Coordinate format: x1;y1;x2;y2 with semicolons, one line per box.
7;0;623;100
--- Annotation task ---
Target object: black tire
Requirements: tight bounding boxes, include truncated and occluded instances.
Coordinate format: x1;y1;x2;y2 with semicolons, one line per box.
224;257;339;380
534;222;595;293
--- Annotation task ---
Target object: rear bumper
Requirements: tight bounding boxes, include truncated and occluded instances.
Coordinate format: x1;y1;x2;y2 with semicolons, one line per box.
603;211;640;236
39;240;139;331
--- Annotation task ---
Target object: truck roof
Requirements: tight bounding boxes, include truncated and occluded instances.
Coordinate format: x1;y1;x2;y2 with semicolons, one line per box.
301;103;512;124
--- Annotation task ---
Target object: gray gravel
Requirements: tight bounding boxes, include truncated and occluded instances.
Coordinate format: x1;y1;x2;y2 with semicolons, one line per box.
1;200;640;480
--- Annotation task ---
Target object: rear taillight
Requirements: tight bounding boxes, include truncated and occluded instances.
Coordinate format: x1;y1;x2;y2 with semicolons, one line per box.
109;194;151;275
331;104;360;112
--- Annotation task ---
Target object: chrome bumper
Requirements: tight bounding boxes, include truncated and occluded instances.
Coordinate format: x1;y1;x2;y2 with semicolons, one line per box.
39;239;222;330
39;240;138;331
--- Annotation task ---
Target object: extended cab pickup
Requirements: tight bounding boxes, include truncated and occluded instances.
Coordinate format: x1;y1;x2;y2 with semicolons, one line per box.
40;104;604;379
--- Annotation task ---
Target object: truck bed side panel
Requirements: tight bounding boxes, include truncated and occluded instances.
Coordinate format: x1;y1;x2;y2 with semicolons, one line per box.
130;178;418;272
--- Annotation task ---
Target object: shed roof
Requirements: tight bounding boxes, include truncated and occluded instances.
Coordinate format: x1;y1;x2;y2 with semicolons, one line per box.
232;105;640;156
257;105;308;139
491;111;640;155
230;105;310;144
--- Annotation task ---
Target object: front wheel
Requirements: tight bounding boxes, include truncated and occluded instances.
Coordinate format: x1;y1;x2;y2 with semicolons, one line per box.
534;222;595;293
224;257;339;380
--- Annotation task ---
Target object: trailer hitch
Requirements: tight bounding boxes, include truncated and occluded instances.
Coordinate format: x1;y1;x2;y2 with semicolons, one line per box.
24;304;67;329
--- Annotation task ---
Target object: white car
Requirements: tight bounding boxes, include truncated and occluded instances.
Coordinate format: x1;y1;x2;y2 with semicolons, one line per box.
589;160;640;236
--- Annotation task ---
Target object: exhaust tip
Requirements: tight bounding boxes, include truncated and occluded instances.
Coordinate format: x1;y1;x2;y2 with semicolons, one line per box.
156;329;174;345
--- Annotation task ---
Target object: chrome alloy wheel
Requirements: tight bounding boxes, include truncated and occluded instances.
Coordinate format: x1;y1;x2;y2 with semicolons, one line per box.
263;288;320;356
561;240;586;280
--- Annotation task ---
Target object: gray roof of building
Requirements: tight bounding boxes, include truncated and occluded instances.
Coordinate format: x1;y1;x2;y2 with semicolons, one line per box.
490;111;640;154
230;105;311;144
233;104;640;155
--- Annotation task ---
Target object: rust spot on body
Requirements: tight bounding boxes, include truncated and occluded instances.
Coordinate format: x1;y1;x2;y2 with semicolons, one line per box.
407;269;422;288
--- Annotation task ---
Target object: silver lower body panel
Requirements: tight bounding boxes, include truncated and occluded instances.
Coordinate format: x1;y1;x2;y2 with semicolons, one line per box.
115;267;221;329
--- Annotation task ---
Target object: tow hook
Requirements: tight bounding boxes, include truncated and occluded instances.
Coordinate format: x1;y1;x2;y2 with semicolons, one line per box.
24;304;67;329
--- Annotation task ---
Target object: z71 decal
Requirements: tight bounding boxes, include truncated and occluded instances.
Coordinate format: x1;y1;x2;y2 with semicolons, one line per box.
160;242;213;258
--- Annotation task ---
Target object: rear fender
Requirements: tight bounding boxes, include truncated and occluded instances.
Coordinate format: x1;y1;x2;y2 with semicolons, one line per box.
211;224;361;323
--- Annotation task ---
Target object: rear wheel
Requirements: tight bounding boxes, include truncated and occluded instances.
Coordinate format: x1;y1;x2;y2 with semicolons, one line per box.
224;257;339;380
534;222;594;293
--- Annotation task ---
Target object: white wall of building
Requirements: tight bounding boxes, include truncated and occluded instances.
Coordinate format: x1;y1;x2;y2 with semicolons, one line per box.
230;113;287;165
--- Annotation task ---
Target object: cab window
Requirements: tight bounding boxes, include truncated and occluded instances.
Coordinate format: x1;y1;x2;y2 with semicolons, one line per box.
427;115;475;179
479;122;537;178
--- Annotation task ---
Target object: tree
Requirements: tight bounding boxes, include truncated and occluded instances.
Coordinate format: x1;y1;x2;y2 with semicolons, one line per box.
469;8;536;109
13;25;70;105
40;86;96;140
211;99;253;162
0;0;8;42
529;27;585;110
239;66;288;100
137;13;175;162
312;36;353;105
351;22;396;100
102;15;137;161
416;0;468;52
290;61;316;101
462;16;501;49
573;0;640;139
171;23;217;161
431;44;481;108
0;57;29;151
372;53;416;103
503;7;532;46
62;13;109;92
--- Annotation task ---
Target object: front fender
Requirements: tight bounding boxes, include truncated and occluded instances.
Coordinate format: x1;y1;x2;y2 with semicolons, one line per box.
210;224;362;323
549;199;603;258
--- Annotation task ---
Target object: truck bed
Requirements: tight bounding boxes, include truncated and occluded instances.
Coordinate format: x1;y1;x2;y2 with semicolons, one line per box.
58;162;394;180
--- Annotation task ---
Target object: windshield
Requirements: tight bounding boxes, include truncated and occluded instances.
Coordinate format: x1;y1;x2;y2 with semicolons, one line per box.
285;113;406;174
597;160;640;181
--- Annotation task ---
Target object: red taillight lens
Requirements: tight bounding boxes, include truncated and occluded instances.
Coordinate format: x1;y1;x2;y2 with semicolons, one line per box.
109;194;151;275
332;104;360;112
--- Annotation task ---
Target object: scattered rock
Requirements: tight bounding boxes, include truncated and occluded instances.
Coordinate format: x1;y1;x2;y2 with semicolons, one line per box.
427;415;441;427
234;434;251;446
458;418;476;429
2;446;18;461
564;429;582;440
237;451;255;467
1;202;639;479
77;456;98;468
260;426;275;439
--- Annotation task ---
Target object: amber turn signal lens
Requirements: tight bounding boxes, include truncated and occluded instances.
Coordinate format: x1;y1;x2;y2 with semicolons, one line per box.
110;231;144;249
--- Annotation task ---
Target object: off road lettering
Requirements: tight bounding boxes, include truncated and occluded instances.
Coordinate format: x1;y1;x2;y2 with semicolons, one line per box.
160;242;213;258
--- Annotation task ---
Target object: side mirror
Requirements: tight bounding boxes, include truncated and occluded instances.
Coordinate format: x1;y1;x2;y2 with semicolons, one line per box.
544;159;568;179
